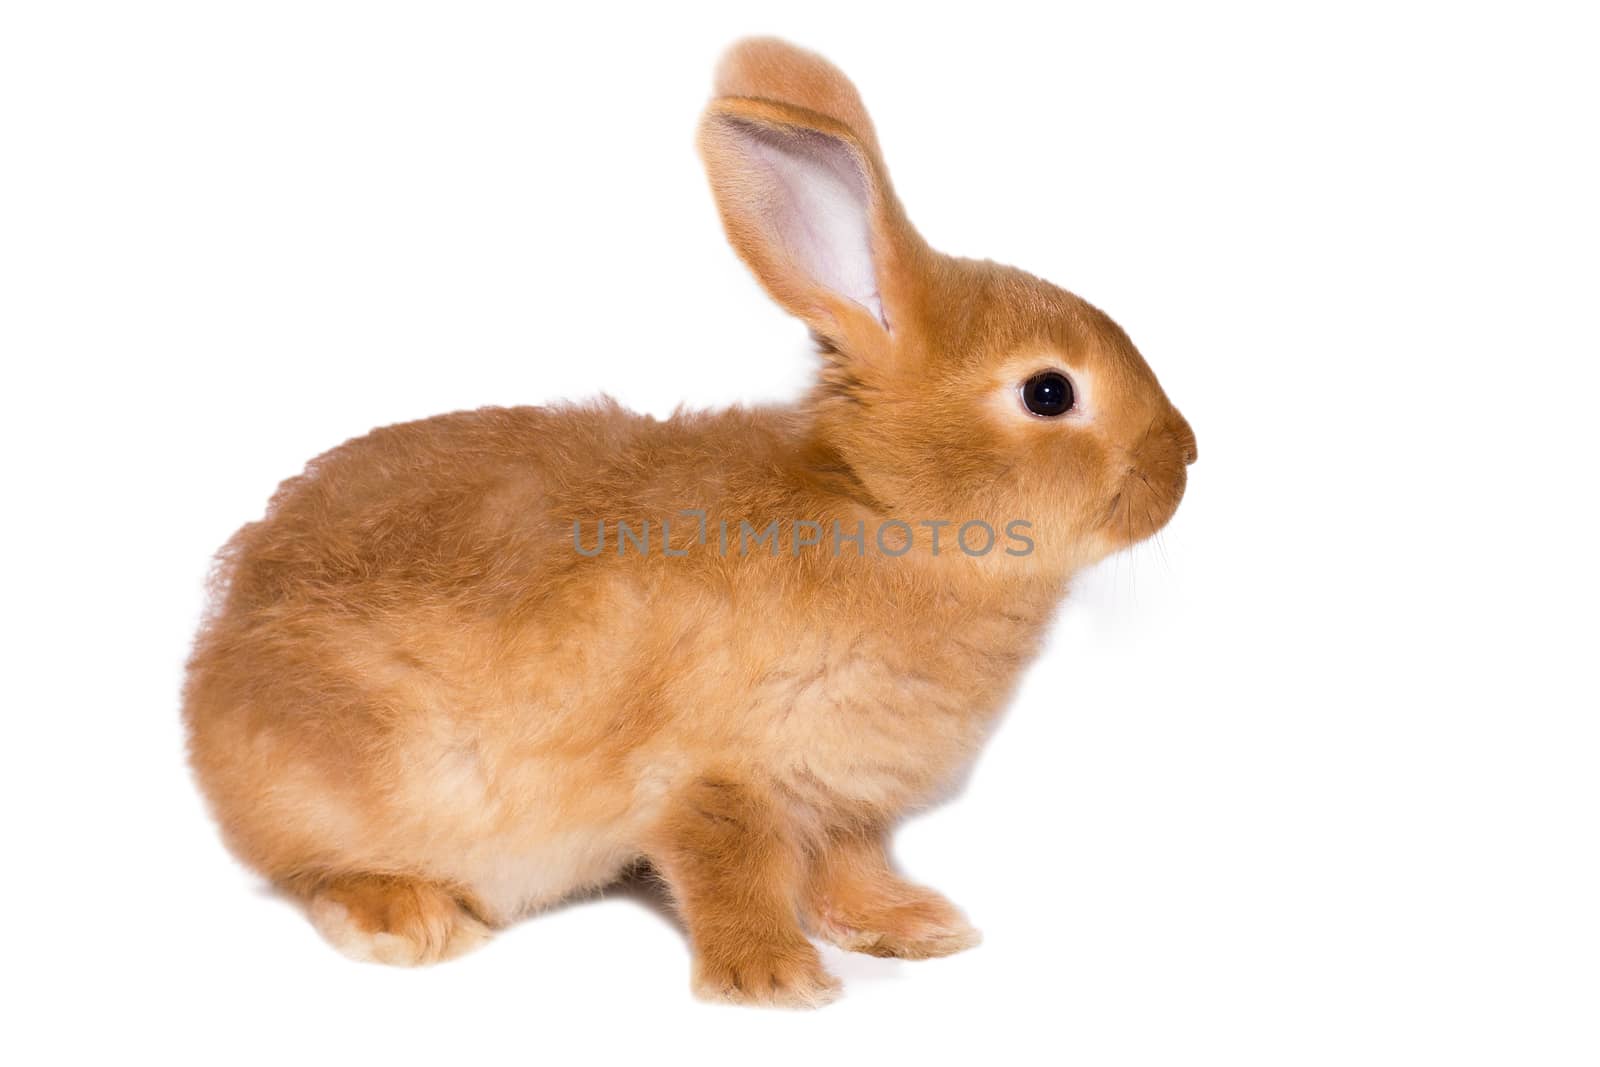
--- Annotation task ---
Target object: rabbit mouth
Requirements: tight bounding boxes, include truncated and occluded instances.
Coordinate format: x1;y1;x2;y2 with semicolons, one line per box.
1104;464;1186;547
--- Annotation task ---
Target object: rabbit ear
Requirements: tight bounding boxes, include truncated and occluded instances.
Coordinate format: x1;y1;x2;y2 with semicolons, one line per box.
698;39;927;354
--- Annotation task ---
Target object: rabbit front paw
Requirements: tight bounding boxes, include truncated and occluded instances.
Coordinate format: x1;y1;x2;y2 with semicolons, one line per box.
692;937;842;1008
805;831;981;959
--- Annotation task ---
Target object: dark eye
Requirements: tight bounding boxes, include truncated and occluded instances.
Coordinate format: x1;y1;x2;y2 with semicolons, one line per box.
1021;371;1075;417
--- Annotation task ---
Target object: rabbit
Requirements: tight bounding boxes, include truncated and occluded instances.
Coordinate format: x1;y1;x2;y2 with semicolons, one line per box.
183;36;1196;1007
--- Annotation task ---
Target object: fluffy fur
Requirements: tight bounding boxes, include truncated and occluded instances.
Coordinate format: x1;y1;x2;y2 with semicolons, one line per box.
184;37;1195;1007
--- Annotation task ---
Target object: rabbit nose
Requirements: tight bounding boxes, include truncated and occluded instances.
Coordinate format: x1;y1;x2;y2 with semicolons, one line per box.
1173;412;1197;465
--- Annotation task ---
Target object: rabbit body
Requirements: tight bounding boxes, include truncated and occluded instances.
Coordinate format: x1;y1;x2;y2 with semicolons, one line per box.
187;403;1048;922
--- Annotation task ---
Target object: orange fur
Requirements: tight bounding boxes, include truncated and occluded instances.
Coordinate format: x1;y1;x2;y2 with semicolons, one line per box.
184;38;1195;1006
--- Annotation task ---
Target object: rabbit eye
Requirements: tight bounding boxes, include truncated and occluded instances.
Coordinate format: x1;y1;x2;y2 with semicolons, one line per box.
1021;371;1075;417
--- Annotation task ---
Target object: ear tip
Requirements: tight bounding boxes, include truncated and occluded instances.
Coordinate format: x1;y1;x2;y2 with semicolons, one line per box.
711;36;819;98
708;37;881;157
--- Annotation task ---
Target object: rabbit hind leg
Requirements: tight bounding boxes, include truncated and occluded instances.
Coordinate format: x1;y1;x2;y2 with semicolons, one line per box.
304;872;493;966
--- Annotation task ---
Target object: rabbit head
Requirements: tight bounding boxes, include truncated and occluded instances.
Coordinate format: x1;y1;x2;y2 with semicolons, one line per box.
699;39;1196;575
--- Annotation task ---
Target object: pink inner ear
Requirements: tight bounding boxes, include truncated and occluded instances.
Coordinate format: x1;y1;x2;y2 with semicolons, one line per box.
728;121;884;326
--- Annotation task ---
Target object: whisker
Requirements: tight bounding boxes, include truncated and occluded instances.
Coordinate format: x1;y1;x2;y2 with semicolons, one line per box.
1125;480;1136;603
1152;527;1172;573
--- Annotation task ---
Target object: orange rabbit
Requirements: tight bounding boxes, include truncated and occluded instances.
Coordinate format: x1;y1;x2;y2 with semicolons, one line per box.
184;36;1196;1007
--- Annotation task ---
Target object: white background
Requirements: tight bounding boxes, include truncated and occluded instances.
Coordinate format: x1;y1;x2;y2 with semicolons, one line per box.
4;1;1596;1063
